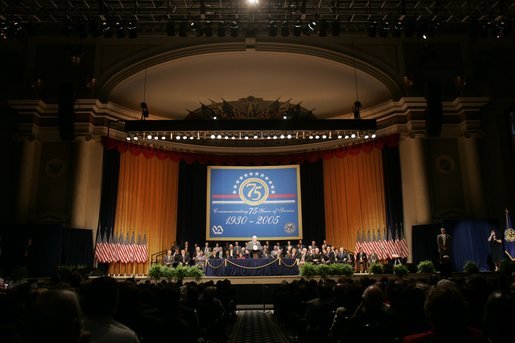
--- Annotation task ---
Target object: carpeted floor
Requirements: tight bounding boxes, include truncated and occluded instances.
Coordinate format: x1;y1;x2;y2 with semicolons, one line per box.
228;310;290;343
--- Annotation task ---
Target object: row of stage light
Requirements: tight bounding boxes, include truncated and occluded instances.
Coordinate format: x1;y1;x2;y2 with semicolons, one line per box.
126;131;377;142
1;17;511;40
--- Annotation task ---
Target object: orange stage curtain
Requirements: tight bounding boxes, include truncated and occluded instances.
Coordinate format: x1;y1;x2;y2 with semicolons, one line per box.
323;148;386;252
109;152;179;275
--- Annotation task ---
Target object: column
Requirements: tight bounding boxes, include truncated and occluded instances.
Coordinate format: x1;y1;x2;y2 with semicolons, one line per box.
16;138;41;223
69;138;91;228
458;135;486;217
399;135;431;262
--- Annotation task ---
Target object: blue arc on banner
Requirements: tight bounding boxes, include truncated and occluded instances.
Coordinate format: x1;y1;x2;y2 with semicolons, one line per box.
206;165;303;241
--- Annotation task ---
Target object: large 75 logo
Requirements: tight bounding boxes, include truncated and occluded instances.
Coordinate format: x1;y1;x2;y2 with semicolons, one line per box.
239;178;270;205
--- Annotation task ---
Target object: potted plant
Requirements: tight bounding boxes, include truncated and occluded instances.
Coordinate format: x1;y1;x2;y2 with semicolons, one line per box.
368;262;384;274
463;261;480;274
148;265;164;280
300;262;316;278
417;260;436;273
393;264;409;278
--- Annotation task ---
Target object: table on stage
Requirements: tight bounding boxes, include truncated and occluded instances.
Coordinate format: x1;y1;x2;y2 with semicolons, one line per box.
205;258;299;277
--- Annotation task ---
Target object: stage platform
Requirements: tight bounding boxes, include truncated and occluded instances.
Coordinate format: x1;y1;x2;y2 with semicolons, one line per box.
107;272;494;285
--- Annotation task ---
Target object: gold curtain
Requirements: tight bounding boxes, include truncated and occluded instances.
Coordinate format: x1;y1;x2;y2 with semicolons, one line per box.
323;148;386;251
110;152;179;275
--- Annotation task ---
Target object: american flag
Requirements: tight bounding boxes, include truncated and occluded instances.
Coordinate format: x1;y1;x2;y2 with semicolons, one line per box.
141;233;148;263
94;228;106;263
129;232;136;263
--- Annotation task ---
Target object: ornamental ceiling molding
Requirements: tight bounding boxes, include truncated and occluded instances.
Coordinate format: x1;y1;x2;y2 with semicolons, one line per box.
97;41;403;103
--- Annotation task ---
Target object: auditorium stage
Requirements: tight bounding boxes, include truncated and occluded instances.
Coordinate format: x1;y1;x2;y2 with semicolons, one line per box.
107;272;495;285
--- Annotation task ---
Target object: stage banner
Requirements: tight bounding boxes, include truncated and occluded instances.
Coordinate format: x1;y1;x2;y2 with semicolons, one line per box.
206;165;302;240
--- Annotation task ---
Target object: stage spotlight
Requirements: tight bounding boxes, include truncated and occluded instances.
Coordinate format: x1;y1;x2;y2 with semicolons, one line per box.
281;20;289;36
217;134;222;139
247;0;259;5
273;135;278;139
368;20;378;37
244;135;249;140
392;20;402;37
166;19;176;36
230;21;239;37
213;116;217;120
115;21;125;38
306;20;317;34
293;20;302;36
337;134;342;139
154;135;159;140
287;134;292;139
315;135;320;139
217;21;226;37
102;20;113;37
210;134;216;139
179;21;188;37
351;133;356;138
147;134;152;139
308;135;313;139
332;20;340;36
176;135;181;140
128;21;137;38
379;20;390;38
126;136;131;141
364;133;369;139
204;21;213;37
268;20;278;36
254;134;258;139
344;134;349;139
190;21;202;36
493;20;505;39
371;133;376;138
280;134;285;139
133;136;138;141
322;134;327;139
182;135;187;139
190;136;195;140
283;115;287;119
318;20;328;36
161;134;166;140
231;136;235;140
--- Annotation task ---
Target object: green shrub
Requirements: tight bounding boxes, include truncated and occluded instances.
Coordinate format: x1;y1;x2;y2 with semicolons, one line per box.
148;264;164;279
300;263;316;278
463;261;480;274
393;264;409;278
417;260;436;273
369;262;383;274
315;264;331;278
186;266;204;280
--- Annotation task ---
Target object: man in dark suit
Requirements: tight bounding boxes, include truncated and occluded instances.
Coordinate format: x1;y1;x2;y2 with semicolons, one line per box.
177;249;191;266
163;249;174;267
335;247;348;263
356;248;367;273
437;227;451;260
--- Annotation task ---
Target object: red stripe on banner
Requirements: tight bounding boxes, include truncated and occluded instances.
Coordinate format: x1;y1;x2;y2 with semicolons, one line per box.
212;193;297;199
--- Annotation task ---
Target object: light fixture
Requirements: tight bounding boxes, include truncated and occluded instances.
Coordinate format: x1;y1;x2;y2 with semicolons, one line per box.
368;20;378;37
280;134;285;139
253;134;258;139
281;21;289;36
133;136;138;141
147;134;152;139
351;133;356;138
126;136;131;141
268;20;277;36
102;20;113;37
337;134;342;139
315;135;320;139
176;136;181;140
322;134;327;139
210;134;215;139
379;20;390;38
230;21;239;37
217;134;222;139
213;116;217;120
287;134;292;139
247;0;259;5
293;20;302;36
307;20;317;34
161;134;166;140
371;133;376;138
115;21;125;38
364;133;369;139
127;21;137;38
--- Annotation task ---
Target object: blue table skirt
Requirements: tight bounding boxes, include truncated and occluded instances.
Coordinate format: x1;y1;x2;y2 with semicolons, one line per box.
205;258;299;276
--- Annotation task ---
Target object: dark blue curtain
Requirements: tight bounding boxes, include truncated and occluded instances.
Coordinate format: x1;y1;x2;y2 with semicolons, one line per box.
443;219;496;272
97;148;120;239
382;146;404;238
61;228;93;266
412;220;497;271
176;162;208;245
96;148;120;272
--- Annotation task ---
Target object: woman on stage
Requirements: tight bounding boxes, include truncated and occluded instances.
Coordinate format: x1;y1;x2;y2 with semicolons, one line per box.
488;229;504;271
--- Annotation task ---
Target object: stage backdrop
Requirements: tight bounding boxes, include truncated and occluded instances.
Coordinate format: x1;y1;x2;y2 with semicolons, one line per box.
206;165;302;240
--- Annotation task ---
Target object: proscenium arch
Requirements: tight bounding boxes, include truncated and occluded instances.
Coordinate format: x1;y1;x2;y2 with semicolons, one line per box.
99;42;404;116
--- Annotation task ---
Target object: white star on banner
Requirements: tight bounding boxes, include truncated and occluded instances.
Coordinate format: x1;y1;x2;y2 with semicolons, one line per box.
232;190;236;194
249;172;253;176
272;190;276;194
239;176;243;180
260;174;265;177
265;177;269;180
268;181;272;185
233;185;237;189
244;173;248;177
236;180;240;184
271;185;275;189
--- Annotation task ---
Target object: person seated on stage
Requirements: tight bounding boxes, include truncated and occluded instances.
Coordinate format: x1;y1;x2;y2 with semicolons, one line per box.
227;244;236;258
347;252;355;266
285;246;293;258
311;240;318;250
223;249;231;259
193;246;201;259
236;252;246;259
312;247;323;264
369;252;379;265
234;241;241;254
171;240;180;251
214;242;221;254
270;246;279;259
298;247;308;264
194;250;206;269
183;241;191;255
265;240;270;248
178;249;191;266
163;249;174;267
335;247;348;263
323;246;336;264
286;240;293;251
209;249;221;259
203;242;211;255
262;245;272;259
291;247;300;260
172;248;181;267
356;248;368;273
